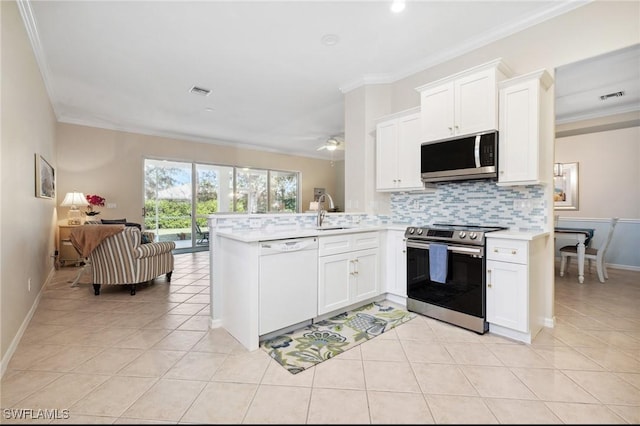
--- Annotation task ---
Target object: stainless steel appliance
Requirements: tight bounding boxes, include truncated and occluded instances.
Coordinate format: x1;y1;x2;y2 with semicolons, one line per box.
421;130;498;183
405;223;505;334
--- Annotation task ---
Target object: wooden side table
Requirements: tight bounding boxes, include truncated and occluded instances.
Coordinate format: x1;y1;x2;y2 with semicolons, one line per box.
58;225;83;267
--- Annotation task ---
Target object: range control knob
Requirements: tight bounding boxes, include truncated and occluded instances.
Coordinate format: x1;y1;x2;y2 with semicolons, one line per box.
408;227;415;234
469;232;478;240
459;232;466;239
417;228;424;235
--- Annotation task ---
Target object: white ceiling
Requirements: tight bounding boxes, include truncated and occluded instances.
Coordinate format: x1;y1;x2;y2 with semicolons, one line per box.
20;0;617;161
555;43;640;125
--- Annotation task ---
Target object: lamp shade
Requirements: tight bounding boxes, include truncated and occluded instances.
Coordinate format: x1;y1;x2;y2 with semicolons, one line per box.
61;192;88;207
61;192;88;225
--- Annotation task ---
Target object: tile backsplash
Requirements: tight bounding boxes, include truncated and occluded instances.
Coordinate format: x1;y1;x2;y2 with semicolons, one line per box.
208;180;547;232
390;180;547;230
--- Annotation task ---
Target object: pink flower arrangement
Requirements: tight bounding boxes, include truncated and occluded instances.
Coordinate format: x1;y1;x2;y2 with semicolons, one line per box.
85;194;105;215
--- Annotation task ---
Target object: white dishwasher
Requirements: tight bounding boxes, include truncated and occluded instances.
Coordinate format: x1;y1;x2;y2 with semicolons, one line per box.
259;237;319;335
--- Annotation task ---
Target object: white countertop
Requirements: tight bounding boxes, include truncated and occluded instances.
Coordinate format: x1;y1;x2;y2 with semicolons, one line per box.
486;229;550;241
215;224;408;243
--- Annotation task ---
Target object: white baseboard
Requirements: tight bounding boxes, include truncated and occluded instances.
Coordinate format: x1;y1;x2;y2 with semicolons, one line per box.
0;267;53;379
554;257;640;272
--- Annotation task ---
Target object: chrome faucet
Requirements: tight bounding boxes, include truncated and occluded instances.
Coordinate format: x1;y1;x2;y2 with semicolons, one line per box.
316;192;335;227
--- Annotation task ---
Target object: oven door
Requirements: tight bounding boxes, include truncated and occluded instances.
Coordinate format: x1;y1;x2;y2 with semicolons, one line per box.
406;240;485;318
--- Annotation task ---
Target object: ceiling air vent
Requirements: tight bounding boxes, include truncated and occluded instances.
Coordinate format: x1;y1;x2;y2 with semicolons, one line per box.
190;86;211;96
600;91;625;101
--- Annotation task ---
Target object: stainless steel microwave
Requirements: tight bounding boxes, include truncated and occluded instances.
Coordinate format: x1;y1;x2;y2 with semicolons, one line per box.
420;130;498;183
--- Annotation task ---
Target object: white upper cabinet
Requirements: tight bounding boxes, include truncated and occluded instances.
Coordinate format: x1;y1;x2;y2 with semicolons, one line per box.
497;69;554;186
417;59;511;143
376;108;424;192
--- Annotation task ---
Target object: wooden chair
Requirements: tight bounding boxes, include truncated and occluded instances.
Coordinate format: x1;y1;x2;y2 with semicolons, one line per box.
559;218;619;283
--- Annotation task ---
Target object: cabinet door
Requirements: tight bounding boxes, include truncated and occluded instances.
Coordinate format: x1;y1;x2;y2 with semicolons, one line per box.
318;252;352;315
498;79;540;184
420;82;454;142
455;68;498;136
385;231;407;297
352;248;379;302
376;119;399;191
396;112;424;190
486;260;528;332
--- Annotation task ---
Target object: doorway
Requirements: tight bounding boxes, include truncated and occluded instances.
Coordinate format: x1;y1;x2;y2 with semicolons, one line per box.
144;159;233;251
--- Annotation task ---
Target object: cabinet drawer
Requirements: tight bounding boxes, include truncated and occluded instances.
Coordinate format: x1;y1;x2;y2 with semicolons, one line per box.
319;231;379;257
318;235;352;256
487;238;528;264
351;232;379;251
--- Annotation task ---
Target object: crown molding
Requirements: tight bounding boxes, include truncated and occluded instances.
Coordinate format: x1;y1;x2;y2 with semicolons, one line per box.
339;0;591;94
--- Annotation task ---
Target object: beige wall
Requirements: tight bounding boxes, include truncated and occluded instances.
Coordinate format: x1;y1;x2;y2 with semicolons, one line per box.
1;0;58;371
56;123;341;225
555;125;640;218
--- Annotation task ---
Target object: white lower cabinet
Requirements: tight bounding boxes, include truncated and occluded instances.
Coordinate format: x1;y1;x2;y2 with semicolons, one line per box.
384;230;407;300
486;235;545;343
486;259;528;332
318;232;380;315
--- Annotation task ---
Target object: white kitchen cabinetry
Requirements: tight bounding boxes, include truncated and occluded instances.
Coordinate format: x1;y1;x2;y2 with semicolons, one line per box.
498;69;554;186
416;59;511;142
384;229;407;303
376;108;424;192
486;234;546;344
318;232;380;315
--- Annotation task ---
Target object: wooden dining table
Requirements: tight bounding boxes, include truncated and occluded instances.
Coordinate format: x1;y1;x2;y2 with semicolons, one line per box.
554;226;596;283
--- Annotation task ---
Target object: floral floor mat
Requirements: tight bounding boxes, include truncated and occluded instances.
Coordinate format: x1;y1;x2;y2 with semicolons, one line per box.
260;301;416;374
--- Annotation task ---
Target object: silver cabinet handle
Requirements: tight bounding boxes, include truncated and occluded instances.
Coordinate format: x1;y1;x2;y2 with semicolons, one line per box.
487;269;492;288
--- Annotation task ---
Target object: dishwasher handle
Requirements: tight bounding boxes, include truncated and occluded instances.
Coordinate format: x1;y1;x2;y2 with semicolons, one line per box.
260;237;318;253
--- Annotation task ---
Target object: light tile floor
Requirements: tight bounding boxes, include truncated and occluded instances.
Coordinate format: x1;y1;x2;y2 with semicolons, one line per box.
2;251;639;424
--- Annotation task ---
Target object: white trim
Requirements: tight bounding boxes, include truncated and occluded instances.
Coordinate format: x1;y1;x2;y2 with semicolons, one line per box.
556;217;639;224
340;0;590;93
554;257;640;273
606;263;640;272
0;268;52;379
16;0;60;120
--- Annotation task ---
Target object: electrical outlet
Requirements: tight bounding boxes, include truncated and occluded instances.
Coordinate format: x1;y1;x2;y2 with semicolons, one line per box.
107;203;117;209
249;218;262;229
28;278;31;292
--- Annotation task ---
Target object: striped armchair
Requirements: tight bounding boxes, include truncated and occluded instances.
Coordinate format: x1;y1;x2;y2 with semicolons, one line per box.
88;226;176;295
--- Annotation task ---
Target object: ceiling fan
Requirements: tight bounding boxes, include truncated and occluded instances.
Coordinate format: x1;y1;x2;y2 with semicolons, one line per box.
317;136;345;152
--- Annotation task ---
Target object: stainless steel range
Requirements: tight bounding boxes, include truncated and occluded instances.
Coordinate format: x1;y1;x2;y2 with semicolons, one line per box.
404;223;505;334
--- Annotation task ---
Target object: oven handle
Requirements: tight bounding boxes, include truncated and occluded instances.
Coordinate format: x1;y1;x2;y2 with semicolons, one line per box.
406;240;484;257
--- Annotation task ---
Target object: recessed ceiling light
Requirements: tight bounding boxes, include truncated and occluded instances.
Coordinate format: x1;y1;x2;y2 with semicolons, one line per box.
190;85;211;96
321;34;340;46
390;0;405;13
204;107;214;112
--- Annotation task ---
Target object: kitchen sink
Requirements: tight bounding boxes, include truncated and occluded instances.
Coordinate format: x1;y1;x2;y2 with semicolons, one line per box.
316;226;351;231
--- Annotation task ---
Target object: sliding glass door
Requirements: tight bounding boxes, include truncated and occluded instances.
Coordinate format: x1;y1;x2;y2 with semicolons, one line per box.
144;158;300;250
144;159;195;250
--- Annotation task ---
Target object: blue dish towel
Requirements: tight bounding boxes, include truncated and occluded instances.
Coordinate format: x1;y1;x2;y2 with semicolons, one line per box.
429;243;448;284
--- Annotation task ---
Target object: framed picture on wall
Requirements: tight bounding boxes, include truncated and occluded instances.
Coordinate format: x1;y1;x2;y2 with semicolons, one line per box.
554;162;578;210
35;153;55;199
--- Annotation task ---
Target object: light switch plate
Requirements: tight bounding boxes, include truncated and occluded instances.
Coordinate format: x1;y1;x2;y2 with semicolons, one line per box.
107;203;117;209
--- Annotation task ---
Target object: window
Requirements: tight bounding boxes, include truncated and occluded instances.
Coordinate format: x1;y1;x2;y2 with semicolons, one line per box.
144;159;300;249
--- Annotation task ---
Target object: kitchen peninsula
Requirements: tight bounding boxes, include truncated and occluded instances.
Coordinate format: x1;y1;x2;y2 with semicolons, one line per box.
209;212;392;351
208;212;550;351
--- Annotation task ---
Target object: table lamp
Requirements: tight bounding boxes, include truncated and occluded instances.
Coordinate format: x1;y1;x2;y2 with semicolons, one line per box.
61;191;88;225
